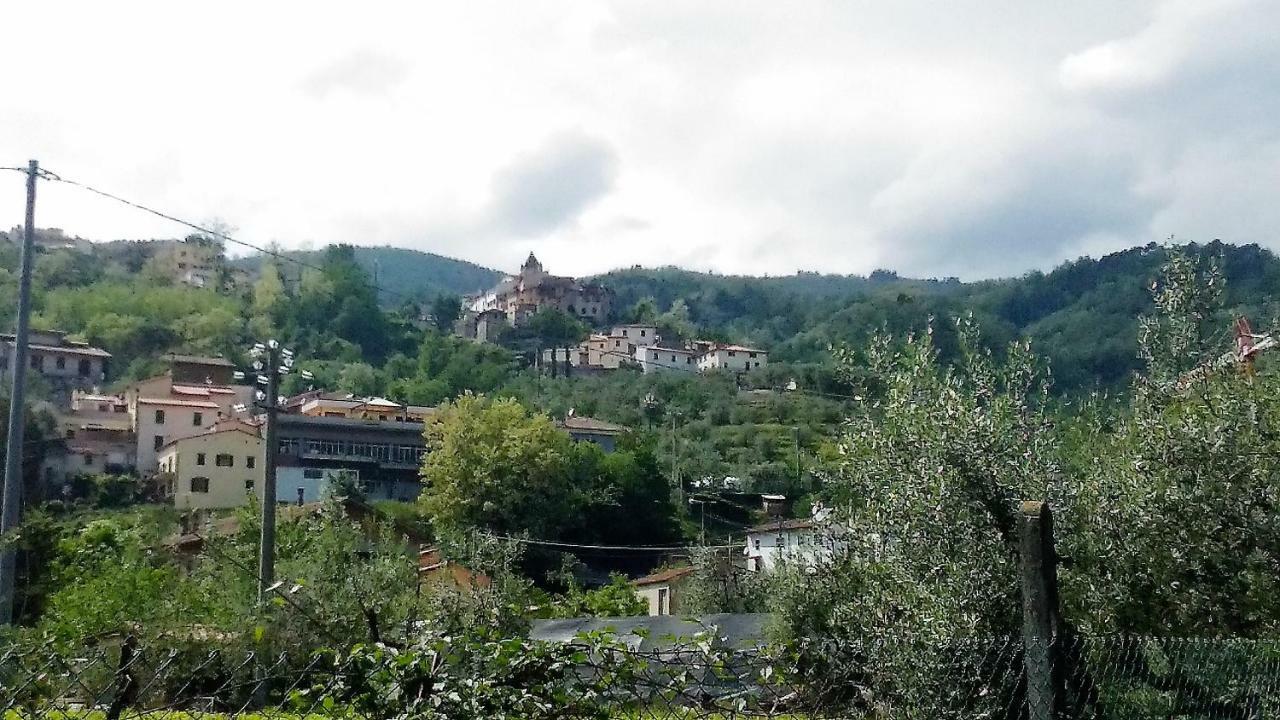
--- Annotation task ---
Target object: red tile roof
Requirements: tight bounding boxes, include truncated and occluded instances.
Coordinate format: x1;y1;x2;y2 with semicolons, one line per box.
632;566;694;586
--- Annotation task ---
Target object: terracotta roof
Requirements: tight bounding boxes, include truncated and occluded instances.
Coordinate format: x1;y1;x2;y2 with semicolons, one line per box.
749;518;815;533
172;384;242;397
560;416;628;434
159;425;260;450
632;566;694;586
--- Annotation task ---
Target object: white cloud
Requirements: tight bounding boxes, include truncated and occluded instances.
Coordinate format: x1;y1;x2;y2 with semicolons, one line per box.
0;0;1275;280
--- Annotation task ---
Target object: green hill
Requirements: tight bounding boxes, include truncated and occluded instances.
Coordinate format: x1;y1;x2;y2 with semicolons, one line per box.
592;241;1280;394
234;245;503;303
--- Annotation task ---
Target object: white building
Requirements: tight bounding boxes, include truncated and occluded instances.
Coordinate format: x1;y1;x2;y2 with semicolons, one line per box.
697;345;768;373
612;325;660;347
744;518;842;572
634;345;699;374
133;397;223;473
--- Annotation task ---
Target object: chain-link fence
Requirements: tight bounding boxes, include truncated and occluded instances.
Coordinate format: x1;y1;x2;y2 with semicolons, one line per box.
2;633;1279;718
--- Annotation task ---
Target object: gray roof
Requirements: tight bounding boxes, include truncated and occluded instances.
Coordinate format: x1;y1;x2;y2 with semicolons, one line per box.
529;613;772;651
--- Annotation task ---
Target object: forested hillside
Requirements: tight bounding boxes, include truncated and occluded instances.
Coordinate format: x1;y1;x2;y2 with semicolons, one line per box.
598;241;1280;392
232;245;503;302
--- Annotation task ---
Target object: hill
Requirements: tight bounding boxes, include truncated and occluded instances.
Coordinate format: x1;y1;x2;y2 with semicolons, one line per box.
593;241;1280;394
233;245;503;302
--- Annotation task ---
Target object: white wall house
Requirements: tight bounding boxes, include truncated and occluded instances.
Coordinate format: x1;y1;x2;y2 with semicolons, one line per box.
744;519;842;572
133;397;222;473
612;325;660;347
697;345;768;373
634;346;698;374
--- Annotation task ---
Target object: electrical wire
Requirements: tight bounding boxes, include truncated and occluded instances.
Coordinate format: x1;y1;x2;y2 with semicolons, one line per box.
480;532;739;552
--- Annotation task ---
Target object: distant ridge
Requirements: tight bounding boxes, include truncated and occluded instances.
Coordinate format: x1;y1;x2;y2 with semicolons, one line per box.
233;245;503;302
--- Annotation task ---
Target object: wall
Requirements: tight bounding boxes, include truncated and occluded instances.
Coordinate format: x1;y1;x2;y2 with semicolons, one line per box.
161;430;265;510
135;400;221;473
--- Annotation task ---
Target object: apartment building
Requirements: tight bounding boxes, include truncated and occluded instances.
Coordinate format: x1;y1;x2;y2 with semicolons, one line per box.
275;414;427;504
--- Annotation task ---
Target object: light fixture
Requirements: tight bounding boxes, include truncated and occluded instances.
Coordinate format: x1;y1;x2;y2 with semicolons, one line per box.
232;371;245;381
256;375;269;385
268;339;279;350
300;370;314;381
251;360;263;371
255;390;267;402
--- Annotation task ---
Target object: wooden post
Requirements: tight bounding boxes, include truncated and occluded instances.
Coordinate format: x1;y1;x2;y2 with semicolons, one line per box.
1019;500;1060;720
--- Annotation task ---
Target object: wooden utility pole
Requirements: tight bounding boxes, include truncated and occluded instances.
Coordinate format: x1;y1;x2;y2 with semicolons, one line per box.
1019;500;1061;720
0;160;39;626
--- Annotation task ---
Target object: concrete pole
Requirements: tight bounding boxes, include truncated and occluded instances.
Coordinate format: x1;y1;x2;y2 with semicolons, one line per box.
258;346;280;601
0;160;39;625
1019;500;1060;720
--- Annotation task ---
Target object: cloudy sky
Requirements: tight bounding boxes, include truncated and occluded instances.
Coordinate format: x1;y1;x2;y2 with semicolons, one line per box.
1;1;1276;279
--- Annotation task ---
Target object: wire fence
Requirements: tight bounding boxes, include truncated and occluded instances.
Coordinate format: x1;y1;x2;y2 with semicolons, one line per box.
2;633;1279;718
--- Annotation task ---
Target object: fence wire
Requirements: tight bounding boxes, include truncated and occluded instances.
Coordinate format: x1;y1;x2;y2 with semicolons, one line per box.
2;634;1278;718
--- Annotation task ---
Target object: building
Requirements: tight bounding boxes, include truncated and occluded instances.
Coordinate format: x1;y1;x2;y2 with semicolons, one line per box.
466;253;614;328
147;236;225;288
286;392;434;423
40;392;138;492
557;415;627;452
419;546;491;590
632;566;694;616
634;345;699;374
697;345;768;373
1;330;111;404
161;354;237;385
743;518;843;572
275;414;427;504
612;324;660;346
157;424;265;510
127;370;255;474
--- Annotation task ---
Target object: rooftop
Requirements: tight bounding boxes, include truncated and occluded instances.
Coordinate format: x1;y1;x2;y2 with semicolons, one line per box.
631;566;694;587
559;415;628;434
748;518;816;533
161;353;236;368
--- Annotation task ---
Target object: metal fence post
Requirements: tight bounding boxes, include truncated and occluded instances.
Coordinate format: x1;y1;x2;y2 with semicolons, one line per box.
1019;500;1060;720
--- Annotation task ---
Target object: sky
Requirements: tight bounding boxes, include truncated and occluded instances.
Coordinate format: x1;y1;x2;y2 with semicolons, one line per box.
1;0;1277;280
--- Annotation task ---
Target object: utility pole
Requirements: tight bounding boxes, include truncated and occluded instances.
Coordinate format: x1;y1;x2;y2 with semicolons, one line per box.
251;340;288;601
0;160;39;626
794;426;801;485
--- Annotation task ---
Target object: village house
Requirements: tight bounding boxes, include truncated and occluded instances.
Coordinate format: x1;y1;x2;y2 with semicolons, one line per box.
147;236;225;288
632;566;694;616
634;345;699;374
0;330;111;405
696;344;769;373
126;356;255;474
158;423;265;510
557;414;627;452
743;518;841;572
40;390;137;492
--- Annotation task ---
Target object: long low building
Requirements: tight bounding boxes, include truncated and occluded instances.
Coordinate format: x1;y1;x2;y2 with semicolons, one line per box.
275;414;427;504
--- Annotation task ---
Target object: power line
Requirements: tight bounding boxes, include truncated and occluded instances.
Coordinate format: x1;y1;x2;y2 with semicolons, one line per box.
480;532;739;552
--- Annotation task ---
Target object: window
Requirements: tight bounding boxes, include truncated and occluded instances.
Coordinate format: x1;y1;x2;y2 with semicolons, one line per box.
215;454;234;467
246;456;256;469
752;538;761;550
196;453;206;466
657;587;670;616
154;435;164;451
244;479;255;491
728;351;736;357
78;359;92;376
55;356;65;370
154;409;165;424
650;351;658;360
65;429;75;439
192;412;203;426
190;477;209;493
303;468;323;479
640;329;646;337
83;453;93;466
749;352;757;359
98;403;108;412
30;355;41;370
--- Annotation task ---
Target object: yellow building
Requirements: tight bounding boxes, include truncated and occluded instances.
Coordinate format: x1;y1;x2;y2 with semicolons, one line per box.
158;425;265;510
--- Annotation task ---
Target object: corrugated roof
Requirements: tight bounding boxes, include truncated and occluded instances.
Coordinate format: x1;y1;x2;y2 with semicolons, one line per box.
23;343;112;358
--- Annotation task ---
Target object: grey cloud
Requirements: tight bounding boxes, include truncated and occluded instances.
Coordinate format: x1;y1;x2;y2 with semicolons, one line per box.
486;131;619;236
302;49;409;99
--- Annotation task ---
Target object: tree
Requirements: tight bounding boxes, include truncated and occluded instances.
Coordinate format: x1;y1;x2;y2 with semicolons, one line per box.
430;294;463;333
419;394;580;538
